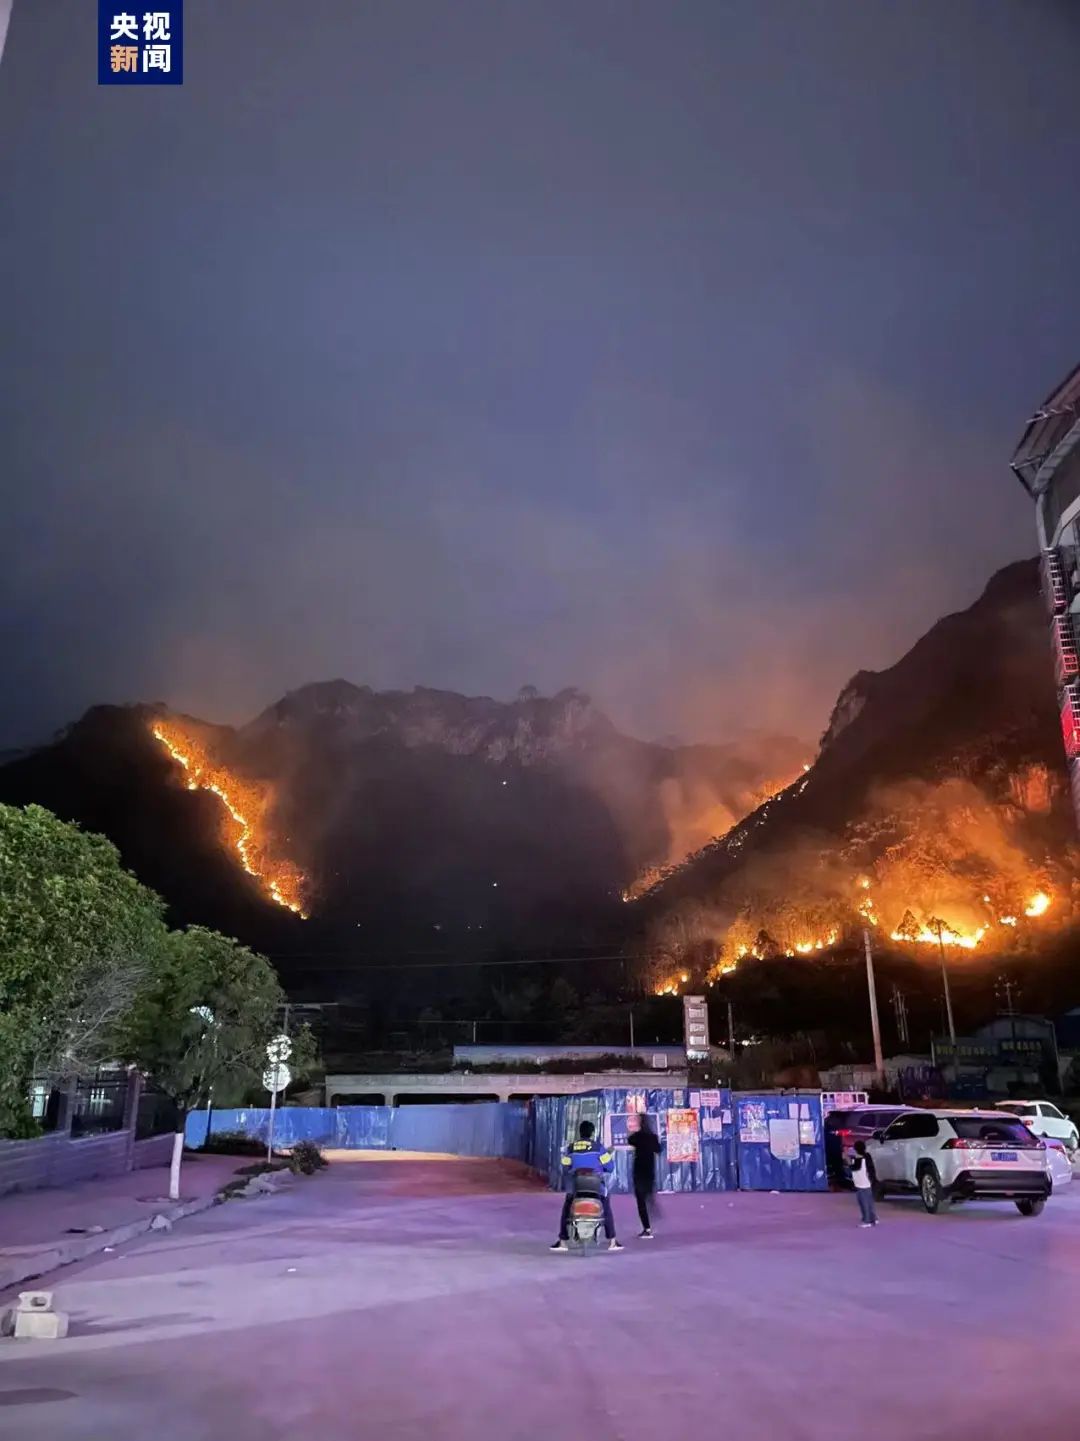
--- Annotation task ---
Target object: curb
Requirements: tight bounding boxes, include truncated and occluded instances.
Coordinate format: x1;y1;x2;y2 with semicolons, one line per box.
0;1192;220;1295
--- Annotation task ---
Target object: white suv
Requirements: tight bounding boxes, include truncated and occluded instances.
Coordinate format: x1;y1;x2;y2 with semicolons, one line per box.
994;1100;1079;1152
865;1109;1052;1215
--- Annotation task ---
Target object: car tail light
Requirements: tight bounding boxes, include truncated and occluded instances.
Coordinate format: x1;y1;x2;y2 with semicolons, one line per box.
943;1137;1042;1151
835;1128;852;1141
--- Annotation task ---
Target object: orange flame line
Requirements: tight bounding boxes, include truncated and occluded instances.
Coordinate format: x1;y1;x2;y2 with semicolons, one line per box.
151;723;307;918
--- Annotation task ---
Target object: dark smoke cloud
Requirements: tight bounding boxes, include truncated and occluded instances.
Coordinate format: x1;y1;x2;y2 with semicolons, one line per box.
1;1;1076;748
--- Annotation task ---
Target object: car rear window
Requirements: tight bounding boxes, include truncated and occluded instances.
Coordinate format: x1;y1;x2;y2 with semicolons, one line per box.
825;1111;857;1130
860;1110;905;1130
947;1117;1036;1146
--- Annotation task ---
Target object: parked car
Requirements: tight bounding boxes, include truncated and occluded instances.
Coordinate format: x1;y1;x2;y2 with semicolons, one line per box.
994;1100;1079;1151
1043;1136;1073;1190
865;1109;1052;1215
825;1105;915;1182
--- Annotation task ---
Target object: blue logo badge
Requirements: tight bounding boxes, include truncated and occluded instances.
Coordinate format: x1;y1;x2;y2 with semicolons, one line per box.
99;5;183;85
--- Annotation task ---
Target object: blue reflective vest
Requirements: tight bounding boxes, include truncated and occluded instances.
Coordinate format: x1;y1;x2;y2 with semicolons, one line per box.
561;1138;615;1190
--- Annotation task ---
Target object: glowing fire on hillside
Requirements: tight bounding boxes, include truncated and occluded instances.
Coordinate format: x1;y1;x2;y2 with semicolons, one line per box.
651;884;1057;997
150;720;307;917
642;775;1065;996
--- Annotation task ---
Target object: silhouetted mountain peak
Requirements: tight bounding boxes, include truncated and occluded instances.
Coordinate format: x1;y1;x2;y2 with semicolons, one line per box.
244;679;613;764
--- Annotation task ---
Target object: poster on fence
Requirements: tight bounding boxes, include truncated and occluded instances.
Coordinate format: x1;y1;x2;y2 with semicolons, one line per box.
768;1117;800;1162
607;1111;660;1148
666;1108;700;1163
739;1101;768;1144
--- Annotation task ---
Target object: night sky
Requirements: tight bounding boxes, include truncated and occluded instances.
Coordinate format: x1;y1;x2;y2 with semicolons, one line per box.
2;2;1078;750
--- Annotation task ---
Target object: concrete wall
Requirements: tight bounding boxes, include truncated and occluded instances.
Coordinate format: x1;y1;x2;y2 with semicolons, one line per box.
0;1130;133;1198
0;1072;172;1197
325;1069;690;1106
132;1133;175;1170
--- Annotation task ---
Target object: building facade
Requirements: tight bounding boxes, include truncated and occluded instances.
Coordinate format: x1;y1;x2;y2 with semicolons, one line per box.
1012;366;1080;823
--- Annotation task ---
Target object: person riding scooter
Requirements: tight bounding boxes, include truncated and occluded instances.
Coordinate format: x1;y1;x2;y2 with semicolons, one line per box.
550;1120;622;1251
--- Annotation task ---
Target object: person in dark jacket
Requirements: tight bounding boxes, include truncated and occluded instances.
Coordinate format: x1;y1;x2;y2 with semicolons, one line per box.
627;1113;661;1237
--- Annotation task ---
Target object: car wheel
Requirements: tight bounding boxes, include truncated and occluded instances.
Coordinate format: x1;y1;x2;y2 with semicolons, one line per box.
919;1166;944;1214
1016;1198;1046;1217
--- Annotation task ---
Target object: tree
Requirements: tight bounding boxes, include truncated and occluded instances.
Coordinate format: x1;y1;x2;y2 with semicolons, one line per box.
118;926;291;1200
0;803;168;1136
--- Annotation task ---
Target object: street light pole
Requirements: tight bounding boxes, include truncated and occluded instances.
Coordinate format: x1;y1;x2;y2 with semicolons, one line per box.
935;921;957;1045
0;2;13;71
863;929;885;1087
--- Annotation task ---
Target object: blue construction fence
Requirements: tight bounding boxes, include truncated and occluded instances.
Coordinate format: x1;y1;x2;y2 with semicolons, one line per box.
186;1089;826;1191
528;1088;826;1193
186;1102;530;1160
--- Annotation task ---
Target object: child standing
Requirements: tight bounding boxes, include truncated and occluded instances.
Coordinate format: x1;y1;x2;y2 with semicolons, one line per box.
851;1141;877;1227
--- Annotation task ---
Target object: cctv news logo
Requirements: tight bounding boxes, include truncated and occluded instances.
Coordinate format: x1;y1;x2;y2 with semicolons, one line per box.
98;4;183;85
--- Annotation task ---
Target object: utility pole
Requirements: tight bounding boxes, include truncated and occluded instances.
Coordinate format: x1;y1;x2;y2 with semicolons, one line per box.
891;985;910;1047
628;1007;635;1048
932;919;957;1045
863;929;884;1087
996;975;1020;1089
0;2;12;71
727;999;735;1060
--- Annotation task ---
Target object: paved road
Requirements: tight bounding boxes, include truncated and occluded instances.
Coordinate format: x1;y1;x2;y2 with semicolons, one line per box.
2;1159;1078;1441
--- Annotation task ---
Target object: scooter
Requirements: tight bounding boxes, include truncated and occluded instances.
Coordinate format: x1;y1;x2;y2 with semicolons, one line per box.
567;1169;606;1251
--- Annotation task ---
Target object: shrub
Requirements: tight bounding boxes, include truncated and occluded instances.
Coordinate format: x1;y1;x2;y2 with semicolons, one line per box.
289;1139;328;1175
201;1129;265;1157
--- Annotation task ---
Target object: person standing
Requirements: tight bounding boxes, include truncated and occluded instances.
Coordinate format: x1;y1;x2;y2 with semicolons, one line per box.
627;1113;661;1237
851;1141;877;1227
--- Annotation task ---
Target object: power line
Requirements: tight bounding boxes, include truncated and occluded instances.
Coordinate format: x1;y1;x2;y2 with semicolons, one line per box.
271;951;643;973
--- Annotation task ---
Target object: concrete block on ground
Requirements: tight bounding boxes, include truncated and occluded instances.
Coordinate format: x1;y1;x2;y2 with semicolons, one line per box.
14;1308;69;1340
10;1291;69;1340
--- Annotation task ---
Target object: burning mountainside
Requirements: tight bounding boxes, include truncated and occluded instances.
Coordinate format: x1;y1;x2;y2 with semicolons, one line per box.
623;763;812;902
641;774;1070;996
150;718;307;917
634;560;1080;995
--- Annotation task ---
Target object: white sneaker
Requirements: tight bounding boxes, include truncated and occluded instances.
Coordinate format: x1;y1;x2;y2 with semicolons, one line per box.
608;1239;623;1251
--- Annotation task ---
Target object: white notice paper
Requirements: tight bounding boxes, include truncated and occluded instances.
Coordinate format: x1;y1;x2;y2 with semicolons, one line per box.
769;1118;800;1162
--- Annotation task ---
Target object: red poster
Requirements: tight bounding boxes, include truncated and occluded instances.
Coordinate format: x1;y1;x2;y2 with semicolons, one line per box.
666;1108;700;1163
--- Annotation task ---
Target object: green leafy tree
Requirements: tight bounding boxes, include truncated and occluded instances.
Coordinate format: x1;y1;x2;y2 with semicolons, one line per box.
0;803;168;1136
119;926;296;1199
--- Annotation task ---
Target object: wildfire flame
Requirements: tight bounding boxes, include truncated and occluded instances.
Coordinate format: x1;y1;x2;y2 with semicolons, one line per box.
151;720;307;918
716;878;1055;975
890;920;986;951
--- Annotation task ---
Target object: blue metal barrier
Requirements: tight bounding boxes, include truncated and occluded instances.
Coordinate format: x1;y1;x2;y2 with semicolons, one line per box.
733;1092;827;1191
185;1102;527;1159
528;1088;737;1192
